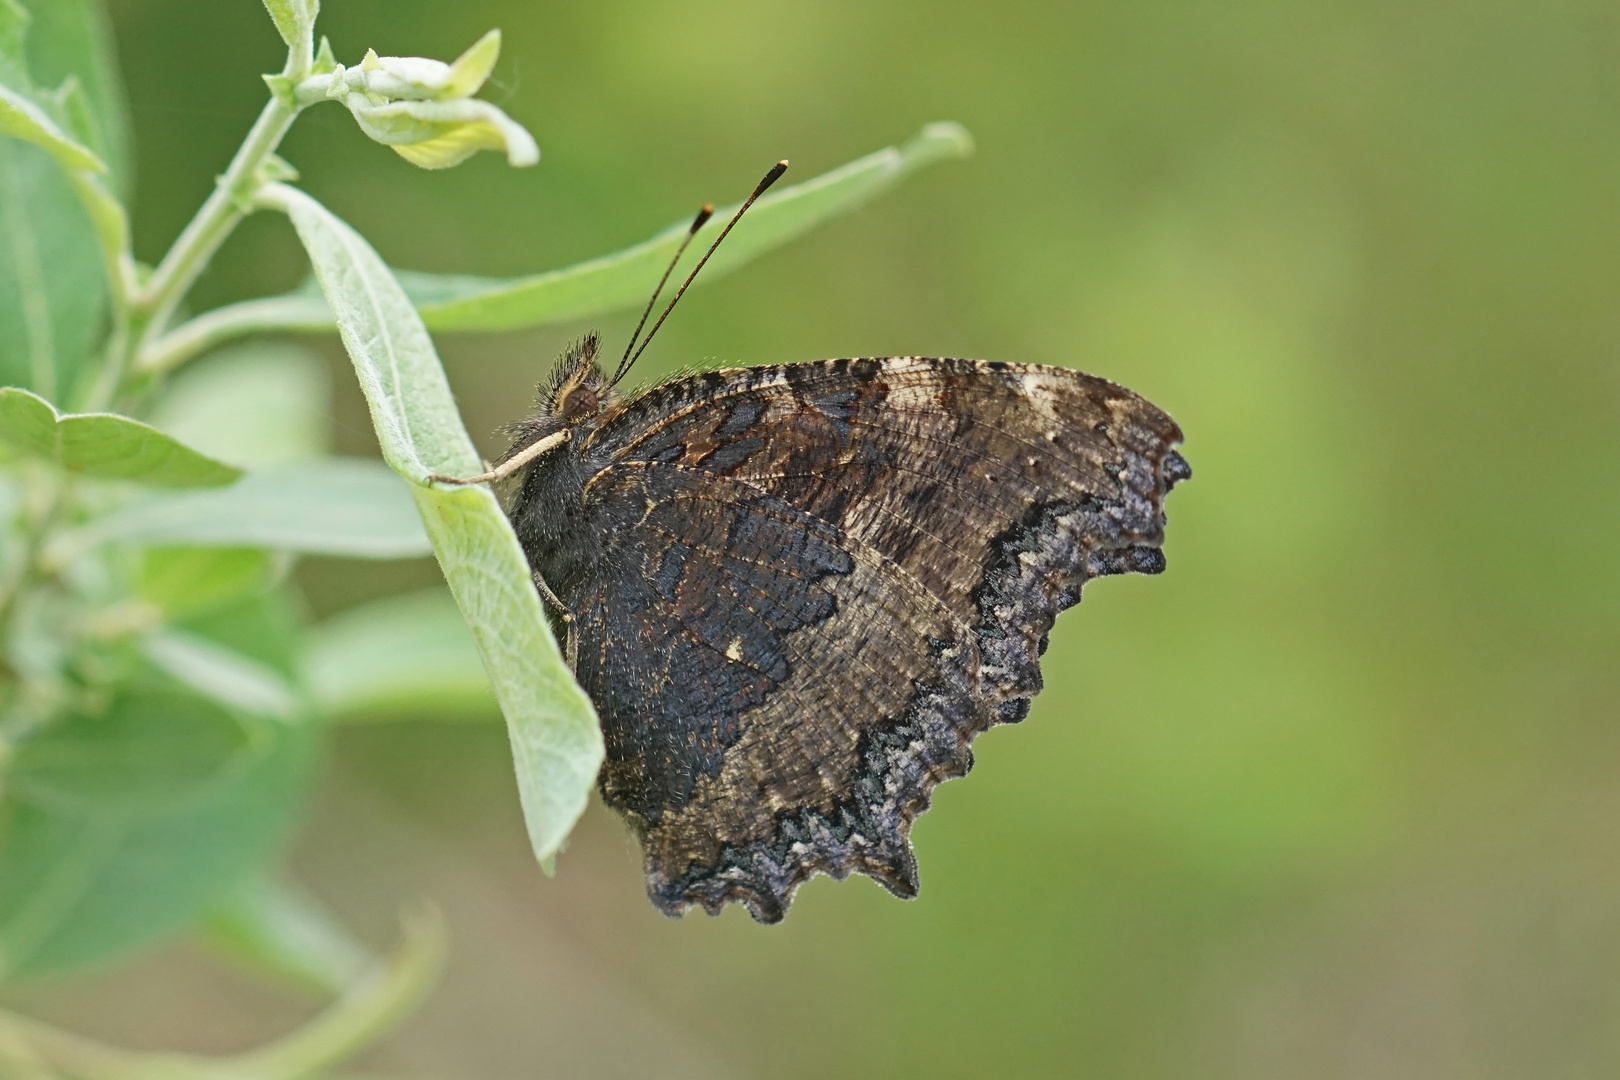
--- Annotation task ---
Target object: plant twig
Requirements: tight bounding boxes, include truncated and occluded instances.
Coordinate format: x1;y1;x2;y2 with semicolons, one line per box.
134;96;299;342
81;34;314;410
136;295;336;377
0;908;445;1080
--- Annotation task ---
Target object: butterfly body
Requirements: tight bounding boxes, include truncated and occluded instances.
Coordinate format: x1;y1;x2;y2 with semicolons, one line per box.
502;333;1189;923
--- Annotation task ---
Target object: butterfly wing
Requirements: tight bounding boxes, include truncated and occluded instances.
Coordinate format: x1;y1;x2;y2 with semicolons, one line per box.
565;357;1188;921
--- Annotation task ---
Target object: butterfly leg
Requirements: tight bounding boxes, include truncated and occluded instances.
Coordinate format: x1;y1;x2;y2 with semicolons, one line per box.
426;429;571;486
531;570;578;673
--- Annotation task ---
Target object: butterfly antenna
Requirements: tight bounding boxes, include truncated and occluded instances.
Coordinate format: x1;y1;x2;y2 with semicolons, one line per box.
612;160;789;387
611;203;714;386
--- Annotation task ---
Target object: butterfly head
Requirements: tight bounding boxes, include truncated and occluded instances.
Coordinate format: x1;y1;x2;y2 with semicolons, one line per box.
543;333;619;433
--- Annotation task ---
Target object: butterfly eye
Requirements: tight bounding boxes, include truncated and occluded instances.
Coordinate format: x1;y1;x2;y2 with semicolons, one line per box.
560;386;598;420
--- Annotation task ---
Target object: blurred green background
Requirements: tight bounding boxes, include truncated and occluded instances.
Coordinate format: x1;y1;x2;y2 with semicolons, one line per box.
11;0;1620;1076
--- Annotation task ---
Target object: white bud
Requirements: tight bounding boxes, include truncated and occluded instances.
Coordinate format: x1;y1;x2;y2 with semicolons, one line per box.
301;30;537;170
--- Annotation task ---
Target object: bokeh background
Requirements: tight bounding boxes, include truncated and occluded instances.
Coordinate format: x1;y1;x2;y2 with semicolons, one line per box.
8;0;1620;1076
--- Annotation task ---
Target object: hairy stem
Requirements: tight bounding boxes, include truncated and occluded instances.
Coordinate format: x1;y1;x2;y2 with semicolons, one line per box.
0;909;444;1080
135;95;298;342
135;295;335;377
80;36;311;409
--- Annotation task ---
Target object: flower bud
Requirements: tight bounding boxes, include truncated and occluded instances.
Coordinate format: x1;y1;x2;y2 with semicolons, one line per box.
308;30;537;170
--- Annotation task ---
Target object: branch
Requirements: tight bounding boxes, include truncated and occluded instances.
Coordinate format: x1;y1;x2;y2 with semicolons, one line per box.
136;295;336;376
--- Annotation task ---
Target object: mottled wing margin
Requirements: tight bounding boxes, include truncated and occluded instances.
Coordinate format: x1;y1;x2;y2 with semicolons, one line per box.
572;463;980;921
588;358;1189;921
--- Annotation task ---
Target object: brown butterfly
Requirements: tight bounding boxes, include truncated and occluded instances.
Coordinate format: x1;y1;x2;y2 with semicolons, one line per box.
434;163;1189;922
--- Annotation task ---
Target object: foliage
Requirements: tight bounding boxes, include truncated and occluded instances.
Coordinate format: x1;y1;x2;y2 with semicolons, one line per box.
0;0;969;1071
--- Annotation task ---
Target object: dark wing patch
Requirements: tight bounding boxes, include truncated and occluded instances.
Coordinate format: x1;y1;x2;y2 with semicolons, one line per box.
574;357;1187;921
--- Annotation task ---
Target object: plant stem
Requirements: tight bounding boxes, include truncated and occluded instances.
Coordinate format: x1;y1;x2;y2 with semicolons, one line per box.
80;37;311;410
135;295;336;377
0;469;69;640
136;95;298;343
0;909;444;1080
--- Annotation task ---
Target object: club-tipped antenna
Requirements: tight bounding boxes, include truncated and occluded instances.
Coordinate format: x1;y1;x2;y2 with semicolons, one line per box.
611;203;714;385
611;159;789;387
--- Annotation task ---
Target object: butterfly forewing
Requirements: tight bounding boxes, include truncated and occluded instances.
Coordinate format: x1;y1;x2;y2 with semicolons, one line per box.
511;355;1188;922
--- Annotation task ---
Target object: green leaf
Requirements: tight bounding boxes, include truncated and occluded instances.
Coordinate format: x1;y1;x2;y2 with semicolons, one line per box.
53;458;431;561
263;181;602;866
143;629;302;720
139;546;276;621
201;876;373;997
147;341;332;469
0;138;105;399
159;124;973;366
0;674;318;978
0;79;103;173
302;588;496;721
262;188;473;483
261;0;317;52
0;386;242;486
414;121;973;332
22;0;131;193
4;686;256;819
44;72;97;153
0;2;129;390
0;0;27;90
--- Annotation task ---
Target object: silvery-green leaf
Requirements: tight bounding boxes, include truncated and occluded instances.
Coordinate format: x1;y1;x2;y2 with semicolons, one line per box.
0;0;28;89
260;0;317;52
0;644;318;980
143;629;301;721
327;30;500;102
54;458;431;560
0;385;242;486
0;78;102;172
437;28;501;99
302;588;495;721
150;123;973;369
19;0;131;192
201;876;373;997
263;181;601;867
147;340;331;468
412;121;972;330
139;546;277;620
0;138;105;398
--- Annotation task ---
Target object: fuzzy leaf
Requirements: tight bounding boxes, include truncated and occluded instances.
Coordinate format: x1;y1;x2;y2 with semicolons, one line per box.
20;0;131;192
264;181;601;866
0;78;102;172
439;28;501;99
144;124;972;372
201;876;373;997
341;95;537;169
0;597;319;981
147;340;331;469
414;121;973;331
139;546;277;620
302;588;495;721
0;139;105;399
56;458;431;560
261;0;316;51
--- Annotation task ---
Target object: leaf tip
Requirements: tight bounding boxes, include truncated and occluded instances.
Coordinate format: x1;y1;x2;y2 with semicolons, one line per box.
904;121;975;168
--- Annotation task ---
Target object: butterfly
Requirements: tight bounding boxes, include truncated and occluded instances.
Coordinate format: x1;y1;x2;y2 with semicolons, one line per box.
433;162;1190;922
